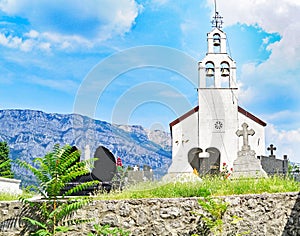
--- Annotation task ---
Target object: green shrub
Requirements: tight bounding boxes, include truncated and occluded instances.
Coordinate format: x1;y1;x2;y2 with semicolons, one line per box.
88;224;130;236
15;144;99;235
0;141;13;178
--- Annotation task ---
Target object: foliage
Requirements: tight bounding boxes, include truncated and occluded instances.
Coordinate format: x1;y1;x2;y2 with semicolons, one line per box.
220;162;233;180
111;166;129;192
95;175;300;200
197;197;228;235
88;224;130;236
192;198;251;236
15;144;99;235
287;163;300;179
0;141;13;178
0;190;34;201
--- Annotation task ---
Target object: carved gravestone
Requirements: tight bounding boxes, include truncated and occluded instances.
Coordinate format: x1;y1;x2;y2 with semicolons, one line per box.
92;146;117;182
233;123;267;178
199;148;221;175
62;146;96;195
188;147;220;176
143;165;153;180
127;165;143;183
62;145;117;195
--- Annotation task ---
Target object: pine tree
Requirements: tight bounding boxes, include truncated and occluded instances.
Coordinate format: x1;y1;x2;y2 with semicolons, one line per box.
0;141;13;178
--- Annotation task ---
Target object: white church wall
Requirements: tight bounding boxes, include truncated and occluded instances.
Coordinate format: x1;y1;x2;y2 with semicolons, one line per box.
238;112;266;156
198;89;239;168
168;111;198;174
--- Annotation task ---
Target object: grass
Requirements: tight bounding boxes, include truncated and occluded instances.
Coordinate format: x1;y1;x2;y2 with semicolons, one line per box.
1;175;298;201
95;175;300;200
0;191;34;201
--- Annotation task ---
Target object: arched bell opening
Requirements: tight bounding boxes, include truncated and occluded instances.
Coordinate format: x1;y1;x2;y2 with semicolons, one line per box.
205;61;215;88
213;33;221;53
188;147;203;173
220;61;230;88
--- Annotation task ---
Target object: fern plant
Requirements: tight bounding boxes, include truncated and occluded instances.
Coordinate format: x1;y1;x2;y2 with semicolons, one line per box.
192;197;228;236
16;144;99;235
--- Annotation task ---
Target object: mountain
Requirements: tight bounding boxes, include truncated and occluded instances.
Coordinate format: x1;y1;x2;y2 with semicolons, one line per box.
0;109;172;184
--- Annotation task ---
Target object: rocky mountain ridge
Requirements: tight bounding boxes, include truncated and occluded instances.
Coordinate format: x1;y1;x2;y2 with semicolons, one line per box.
0;109;172;184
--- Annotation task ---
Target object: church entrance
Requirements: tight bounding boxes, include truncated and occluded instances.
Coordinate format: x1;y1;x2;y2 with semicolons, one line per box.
188;147;221;176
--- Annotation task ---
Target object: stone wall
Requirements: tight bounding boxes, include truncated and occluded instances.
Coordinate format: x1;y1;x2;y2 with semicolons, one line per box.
1;192;300;235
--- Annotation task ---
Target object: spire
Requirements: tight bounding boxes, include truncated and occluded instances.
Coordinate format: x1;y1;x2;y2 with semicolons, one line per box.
211;0;223;29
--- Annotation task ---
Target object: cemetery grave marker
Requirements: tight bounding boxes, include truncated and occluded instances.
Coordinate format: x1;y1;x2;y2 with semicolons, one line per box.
233;123;267;178
267;144;277;158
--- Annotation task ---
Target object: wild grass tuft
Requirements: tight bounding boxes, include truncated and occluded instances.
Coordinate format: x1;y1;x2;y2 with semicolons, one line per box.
0;191;34;201
95;175;300;200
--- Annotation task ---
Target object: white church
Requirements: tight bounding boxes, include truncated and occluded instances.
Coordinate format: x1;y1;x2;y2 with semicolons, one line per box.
167;12;267;176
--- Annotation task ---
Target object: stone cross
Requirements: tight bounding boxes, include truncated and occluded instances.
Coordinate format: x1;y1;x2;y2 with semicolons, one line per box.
267;144;277;158
236;123;255;151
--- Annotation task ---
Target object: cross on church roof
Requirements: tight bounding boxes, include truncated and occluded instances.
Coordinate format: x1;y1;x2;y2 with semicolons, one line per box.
211;0;223;28
267;144;277;158
236;123;255;151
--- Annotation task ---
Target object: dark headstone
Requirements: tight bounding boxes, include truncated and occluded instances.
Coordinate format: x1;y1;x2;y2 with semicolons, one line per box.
61;146;98;196
188;148;202;171
92;146;117;182
199;148;220;175
260;155;288;175
188;147;220;176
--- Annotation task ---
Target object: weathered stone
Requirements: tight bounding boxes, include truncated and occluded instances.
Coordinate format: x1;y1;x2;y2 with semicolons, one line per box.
1;193;300;235
119;203;131;217
136;209;148;226
160;206;181;219
101;214;119;227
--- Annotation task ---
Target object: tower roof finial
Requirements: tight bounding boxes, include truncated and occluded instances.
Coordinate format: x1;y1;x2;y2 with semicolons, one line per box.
211;0;223;28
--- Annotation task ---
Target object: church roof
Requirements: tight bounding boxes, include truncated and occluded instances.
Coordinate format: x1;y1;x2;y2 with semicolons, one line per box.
169;105;267;128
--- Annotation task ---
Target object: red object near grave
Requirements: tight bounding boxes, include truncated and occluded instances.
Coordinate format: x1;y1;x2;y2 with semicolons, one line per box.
116;157;123;167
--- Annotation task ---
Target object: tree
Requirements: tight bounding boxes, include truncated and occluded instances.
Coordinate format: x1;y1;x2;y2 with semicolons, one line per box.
0;141;13;178
16;144;99;235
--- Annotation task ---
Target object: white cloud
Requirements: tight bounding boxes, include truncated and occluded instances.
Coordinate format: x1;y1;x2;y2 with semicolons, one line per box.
151;0;169;5
0;0;142;51
28;76;78;93
208;0;300;65
266;124;300;162
237;81;256;106
206;0;300;106
24;30;39;38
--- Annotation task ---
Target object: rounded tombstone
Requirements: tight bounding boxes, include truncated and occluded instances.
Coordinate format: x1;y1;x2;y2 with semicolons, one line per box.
92;146;117;182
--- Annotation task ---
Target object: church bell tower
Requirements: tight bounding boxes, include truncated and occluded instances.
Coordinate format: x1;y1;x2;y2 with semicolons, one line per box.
198;10;239;166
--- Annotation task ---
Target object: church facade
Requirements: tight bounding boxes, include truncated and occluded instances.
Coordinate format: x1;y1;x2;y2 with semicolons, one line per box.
168;14;267;176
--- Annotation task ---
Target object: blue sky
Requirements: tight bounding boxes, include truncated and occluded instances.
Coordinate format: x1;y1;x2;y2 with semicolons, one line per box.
0;0;299;161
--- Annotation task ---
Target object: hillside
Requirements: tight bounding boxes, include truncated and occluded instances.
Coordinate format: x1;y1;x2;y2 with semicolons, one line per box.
0;109;172;184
